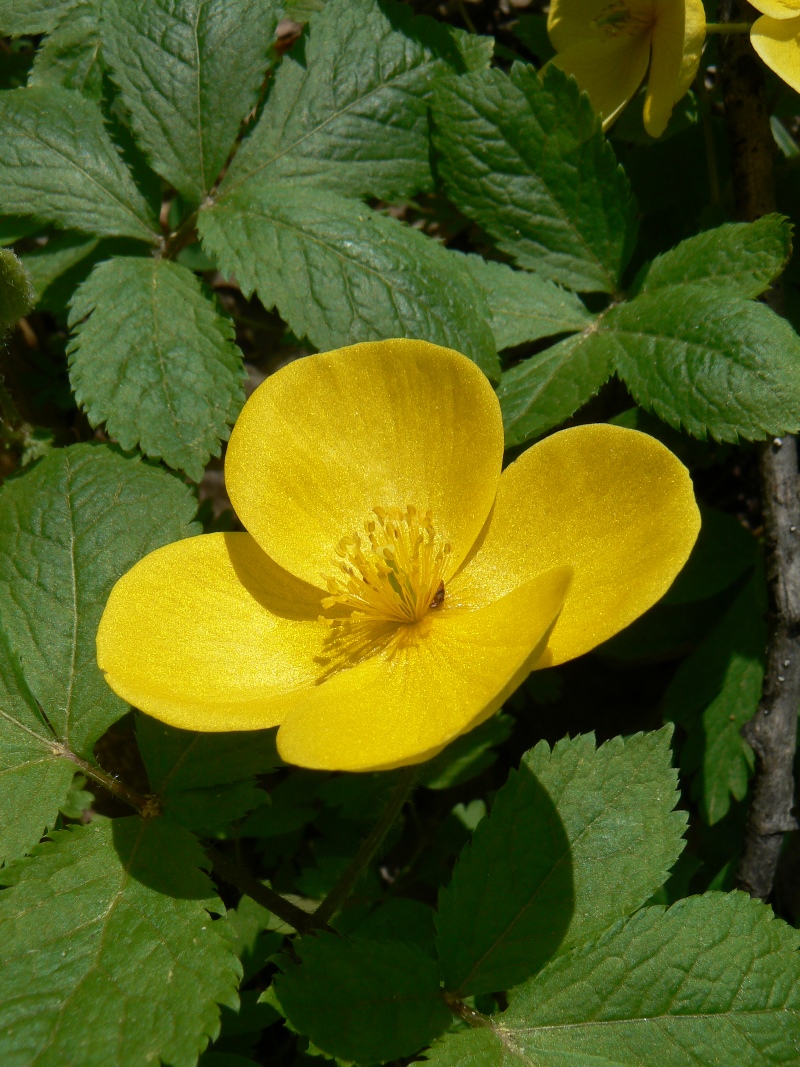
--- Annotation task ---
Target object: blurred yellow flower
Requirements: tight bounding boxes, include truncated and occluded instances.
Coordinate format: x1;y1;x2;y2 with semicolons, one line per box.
749;0;800;94
97;340;700;772
548;0;706;137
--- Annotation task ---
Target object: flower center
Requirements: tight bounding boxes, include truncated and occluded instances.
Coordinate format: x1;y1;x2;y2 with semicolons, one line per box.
322;505;452;624
590;1;655;37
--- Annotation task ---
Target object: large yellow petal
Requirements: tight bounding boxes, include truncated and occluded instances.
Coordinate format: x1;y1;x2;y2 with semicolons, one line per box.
225;340;504;590
448;424;700;667
751;14;800;93
548;0;656;50
549;34;652;129
644;0;706;137
749;0;800;20
97;533;328;731
275;566;572;772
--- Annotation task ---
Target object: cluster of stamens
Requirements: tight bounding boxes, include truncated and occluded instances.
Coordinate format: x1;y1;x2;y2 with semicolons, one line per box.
322;505;451;623
591;1;653;36
316;506;451;676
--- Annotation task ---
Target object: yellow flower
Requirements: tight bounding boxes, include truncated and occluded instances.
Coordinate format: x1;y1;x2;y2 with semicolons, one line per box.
547;0;706;137
97;340;699;772
749;0;800;94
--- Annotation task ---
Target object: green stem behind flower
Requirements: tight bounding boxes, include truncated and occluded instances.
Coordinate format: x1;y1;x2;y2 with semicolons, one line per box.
312;766;418;928
706;22;753;34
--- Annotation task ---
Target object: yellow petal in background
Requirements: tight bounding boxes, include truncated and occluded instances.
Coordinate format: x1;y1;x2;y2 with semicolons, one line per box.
550;33;652;129
751;14;800;93
644;0;706;137
749;0;800;19
225;340;504;590
449;424;700;667
97;533;328;732
275;566;572;772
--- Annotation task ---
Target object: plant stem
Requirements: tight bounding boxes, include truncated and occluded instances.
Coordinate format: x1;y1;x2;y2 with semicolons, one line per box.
311;766;418;928
720;1;800;900
160;208;202;261
206;846;320;934
706;21;752;34
54;744;157;816
443;992;493;1028
695;69;721;206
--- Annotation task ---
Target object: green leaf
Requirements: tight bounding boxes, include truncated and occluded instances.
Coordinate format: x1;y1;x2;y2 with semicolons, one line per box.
431;63;636;293
59;772;94;818
664;576;765;825
0;444;198;763
101;0;282;204
462;254;594;350
0;0;75;34
664;504;757;605
419;712;514;790
0;86;159;243
436;729;686;997
608;284;800;441
68;257;245;481
0;246;34;328
336;898;438;959
20;231;100;306
497;328;612;446
136;715;280;833
632;215;792;299
29;0;104;101
20;232;146;314
425;894;800;1067
0;685;75;865
227;895;285;984
275;933;451;1064
283;0;325;19
199;184;499;378
0;817;241;1067
220;0;477;203
0;216;40;247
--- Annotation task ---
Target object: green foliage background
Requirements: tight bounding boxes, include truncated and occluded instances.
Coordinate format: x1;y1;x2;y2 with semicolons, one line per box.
0;0;799;1065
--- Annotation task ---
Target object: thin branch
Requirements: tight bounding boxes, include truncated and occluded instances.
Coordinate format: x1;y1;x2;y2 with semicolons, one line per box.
206;846;320;934
160;207;202;261
443;991;493;1028
53;743;158;816
706;21;752;34
720;6;800;899
311;766;418;928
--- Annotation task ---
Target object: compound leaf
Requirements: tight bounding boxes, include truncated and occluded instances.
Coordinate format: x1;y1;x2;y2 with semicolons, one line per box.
463;254;593;350
199;183;499;378
220;0;479;203
0;818;241;1067
0;444;198;765
632;215;792;299
426;894;800;1067
431;63;636;293
68;257;245;482
0;86;159;243
436;729;686;997
101;0;282;204
275;933;451;1064
608;285;800;441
